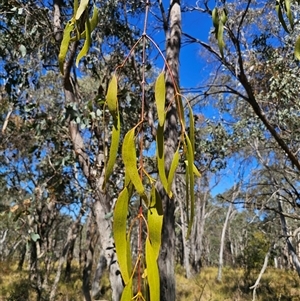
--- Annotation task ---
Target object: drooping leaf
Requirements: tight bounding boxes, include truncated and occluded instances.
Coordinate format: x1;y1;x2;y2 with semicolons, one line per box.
184;160;201;177
167;148;179;196
106;75;118;117
185;133;195;237
146;237;160;301
75;0;89;20
220;8;228;24
188;105;195;153
295;36;300;60
217;20;225;57
155;72;166;127
103;111;120;188
156;124;168;193
122;128;145;196
148;187;163;260
58;21;75;74
76;17;91;66
212;8;219;36
113;187;130;284
121;277;133;301
285;0;294;29
74;0;79;14
276;0;290;33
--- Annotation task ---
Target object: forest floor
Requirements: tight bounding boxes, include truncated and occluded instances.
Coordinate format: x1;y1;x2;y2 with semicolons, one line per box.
1;262;300;301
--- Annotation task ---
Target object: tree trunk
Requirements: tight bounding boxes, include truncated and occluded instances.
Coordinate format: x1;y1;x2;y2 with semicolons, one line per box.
278;197;300;276
158;0;181;300
217;202;233;282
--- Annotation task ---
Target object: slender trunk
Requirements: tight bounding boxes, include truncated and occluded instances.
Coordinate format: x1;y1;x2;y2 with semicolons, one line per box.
250;244;273;301
217;202;233;282
65;238;75;282
158;0;181;300
178;196;191;278
278;198;300;276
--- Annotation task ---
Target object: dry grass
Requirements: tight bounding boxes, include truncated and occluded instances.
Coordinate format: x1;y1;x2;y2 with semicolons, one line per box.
1;262;300;301
176;266;300;301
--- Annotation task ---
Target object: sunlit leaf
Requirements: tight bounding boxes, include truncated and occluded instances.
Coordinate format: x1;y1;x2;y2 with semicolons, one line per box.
106;75;118;116
122;128;145;196
104;111;120;188
90;5;99;32
75;0;89;20
220;8;228;24
185;133;195;237
295;36;300;60
74;0;79;14
217;20;225;57
76;17;91;66
167;148;179;196
121;277;133;301
146;237;160;301
188;105;195;153
155;72;166;127
184;160;201;177
212;8;219;34
58;21;75;74
156;124;168;193
276;0;290;33
148;187;163;260
285;0;293;29
113;187;130;284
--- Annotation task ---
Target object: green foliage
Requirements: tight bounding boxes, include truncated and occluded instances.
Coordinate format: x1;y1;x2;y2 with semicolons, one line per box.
212;7;227;57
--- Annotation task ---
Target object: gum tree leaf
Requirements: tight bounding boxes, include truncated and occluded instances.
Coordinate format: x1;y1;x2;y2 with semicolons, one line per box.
188;105;195;153
113;187;130;284
75;0;89;20
121;277;133;301
156;124;168;193
148;187;163;260
276;1;290;33
58;21;74;74
295;36;300;60
106;75;118;117
167;148;179;196
104;111;120;188
185;133;195;237
76;17;91;66
146;237;160;301
31;233;40;242
155;72;166;127
122;128;145;196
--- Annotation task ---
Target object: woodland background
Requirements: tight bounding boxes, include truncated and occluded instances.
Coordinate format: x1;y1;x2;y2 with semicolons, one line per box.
2;0;300;300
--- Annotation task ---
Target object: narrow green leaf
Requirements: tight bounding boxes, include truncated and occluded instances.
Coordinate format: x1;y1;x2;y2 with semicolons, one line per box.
276;1;290;33
184;160;201;177
74;0;79;14
106;75;118;116
90;5;99;31
76;17;91;66
285;0;294;29
122;129;145;196
188;105;195;153
58;21;75;74
155;72;166;127
146;238;160;301
295;36;300;60
212;8;219;29
148;187;163;260
156;124;168;193
220;8;228;24
103;111;120;188
121;277;133;301
185;134;195;237
167;148;179;196
217;20;225;57
75;0;89;20
113;187;130;284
